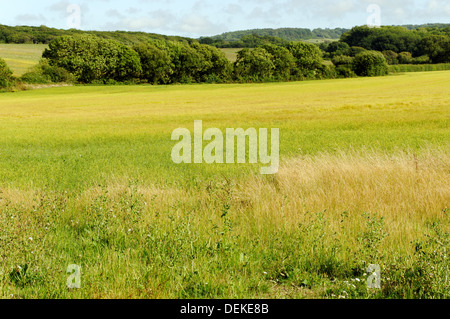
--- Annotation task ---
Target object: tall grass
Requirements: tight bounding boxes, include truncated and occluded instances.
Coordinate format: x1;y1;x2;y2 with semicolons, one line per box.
1;149;448;299
0;72;448;298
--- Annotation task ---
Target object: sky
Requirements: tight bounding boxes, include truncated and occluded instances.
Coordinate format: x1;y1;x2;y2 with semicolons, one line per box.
1;0;449;38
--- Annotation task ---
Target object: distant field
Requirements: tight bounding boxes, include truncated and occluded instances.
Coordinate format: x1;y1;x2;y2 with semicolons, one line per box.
0;71;449;299
0;44;47;76
220;48;239;62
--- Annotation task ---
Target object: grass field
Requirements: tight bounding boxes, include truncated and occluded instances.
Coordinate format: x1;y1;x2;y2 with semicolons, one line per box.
0;72;449;299
0;44;48;76
220;48;239;62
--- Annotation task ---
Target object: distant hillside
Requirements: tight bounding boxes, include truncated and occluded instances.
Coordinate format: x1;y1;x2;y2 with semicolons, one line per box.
210;27;348;42
203;24;450;47
0;24;193;45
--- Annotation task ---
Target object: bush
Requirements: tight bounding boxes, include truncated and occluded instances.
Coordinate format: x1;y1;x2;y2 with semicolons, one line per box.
335;65;357;78
397;52;413;64
133;41;173;84
234;47;275;82
287;42;323;79
0;58;15;89
21;59;76;84
421;35;450;64
260;43;296;81
347;46;367;57
43;35;142;83
352;50;389;77
412;55;430;64
332;55;354;67
382;50;399;65
388;63;450;73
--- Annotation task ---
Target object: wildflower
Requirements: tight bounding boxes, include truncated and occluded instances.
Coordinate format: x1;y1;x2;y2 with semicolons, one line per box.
29;237;33;241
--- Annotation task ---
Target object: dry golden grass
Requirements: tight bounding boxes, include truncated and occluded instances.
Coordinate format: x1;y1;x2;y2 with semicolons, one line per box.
235;148;449;254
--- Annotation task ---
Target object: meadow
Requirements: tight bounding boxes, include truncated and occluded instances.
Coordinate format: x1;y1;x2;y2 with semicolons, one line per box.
0;44;47;76
0;71;449;298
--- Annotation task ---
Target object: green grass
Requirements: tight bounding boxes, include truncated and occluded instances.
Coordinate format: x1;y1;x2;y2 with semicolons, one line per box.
0;72;448;190
0;72;449;299
0;44;47;76
220;48;240;62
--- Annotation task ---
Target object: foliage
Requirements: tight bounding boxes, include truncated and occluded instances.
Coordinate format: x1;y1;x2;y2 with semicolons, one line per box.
43;35;142;83
259;43;296;80
234;47;275;81
0;57;14;89
382;50;399;65
398;52;413;64
203;27;348;47
287;41;323;78
421;35;450;63
0;24;191;45
352;50;389;77
133;42;173;84
388;63;450;73
21;59;76;84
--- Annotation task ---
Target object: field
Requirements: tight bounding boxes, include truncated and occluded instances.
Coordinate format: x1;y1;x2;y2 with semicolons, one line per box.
0;71;449;299
0;44;48;76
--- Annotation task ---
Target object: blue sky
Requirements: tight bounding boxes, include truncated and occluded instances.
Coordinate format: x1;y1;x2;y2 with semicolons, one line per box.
1;0;449;37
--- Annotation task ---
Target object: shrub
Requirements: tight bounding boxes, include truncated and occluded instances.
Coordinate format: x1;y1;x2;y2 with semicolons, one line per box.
382;50;399;65
0;58;15;89
421;35;450;64
133;42;173;84
412;55;430;64
397;52;413;64
287;42;323;78
332;55;354;67
21;59;76;84
234;47;275;82
335;65;357;78
352;50;388;77
347;46;367;57
43;35;142;83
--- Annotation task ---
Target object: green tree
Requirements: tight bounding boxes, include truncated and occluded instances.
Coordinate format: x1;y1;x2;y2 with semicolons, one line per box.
352;50;388;77
133;42;172;84
260;43;296;80
165;41;205;83
234;47;275;81
397;52;413;64
326;41;350;57
421;35;450;63
287;41;323;78
43;35;142;83
382;50;399;65
0;58;14;89
190;42;232;82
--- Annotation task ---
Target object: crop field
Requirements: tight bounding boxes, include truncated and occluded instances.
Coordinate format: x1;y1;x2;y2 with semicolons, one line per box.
0;44;48;76
0;71;449;299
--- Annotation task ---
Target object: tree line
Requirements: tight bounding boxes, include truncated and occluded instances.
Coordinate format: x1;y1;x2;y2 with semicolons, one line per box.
1;34;394;91
1;24;449;90
0;24;191;45
322;25;450;64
